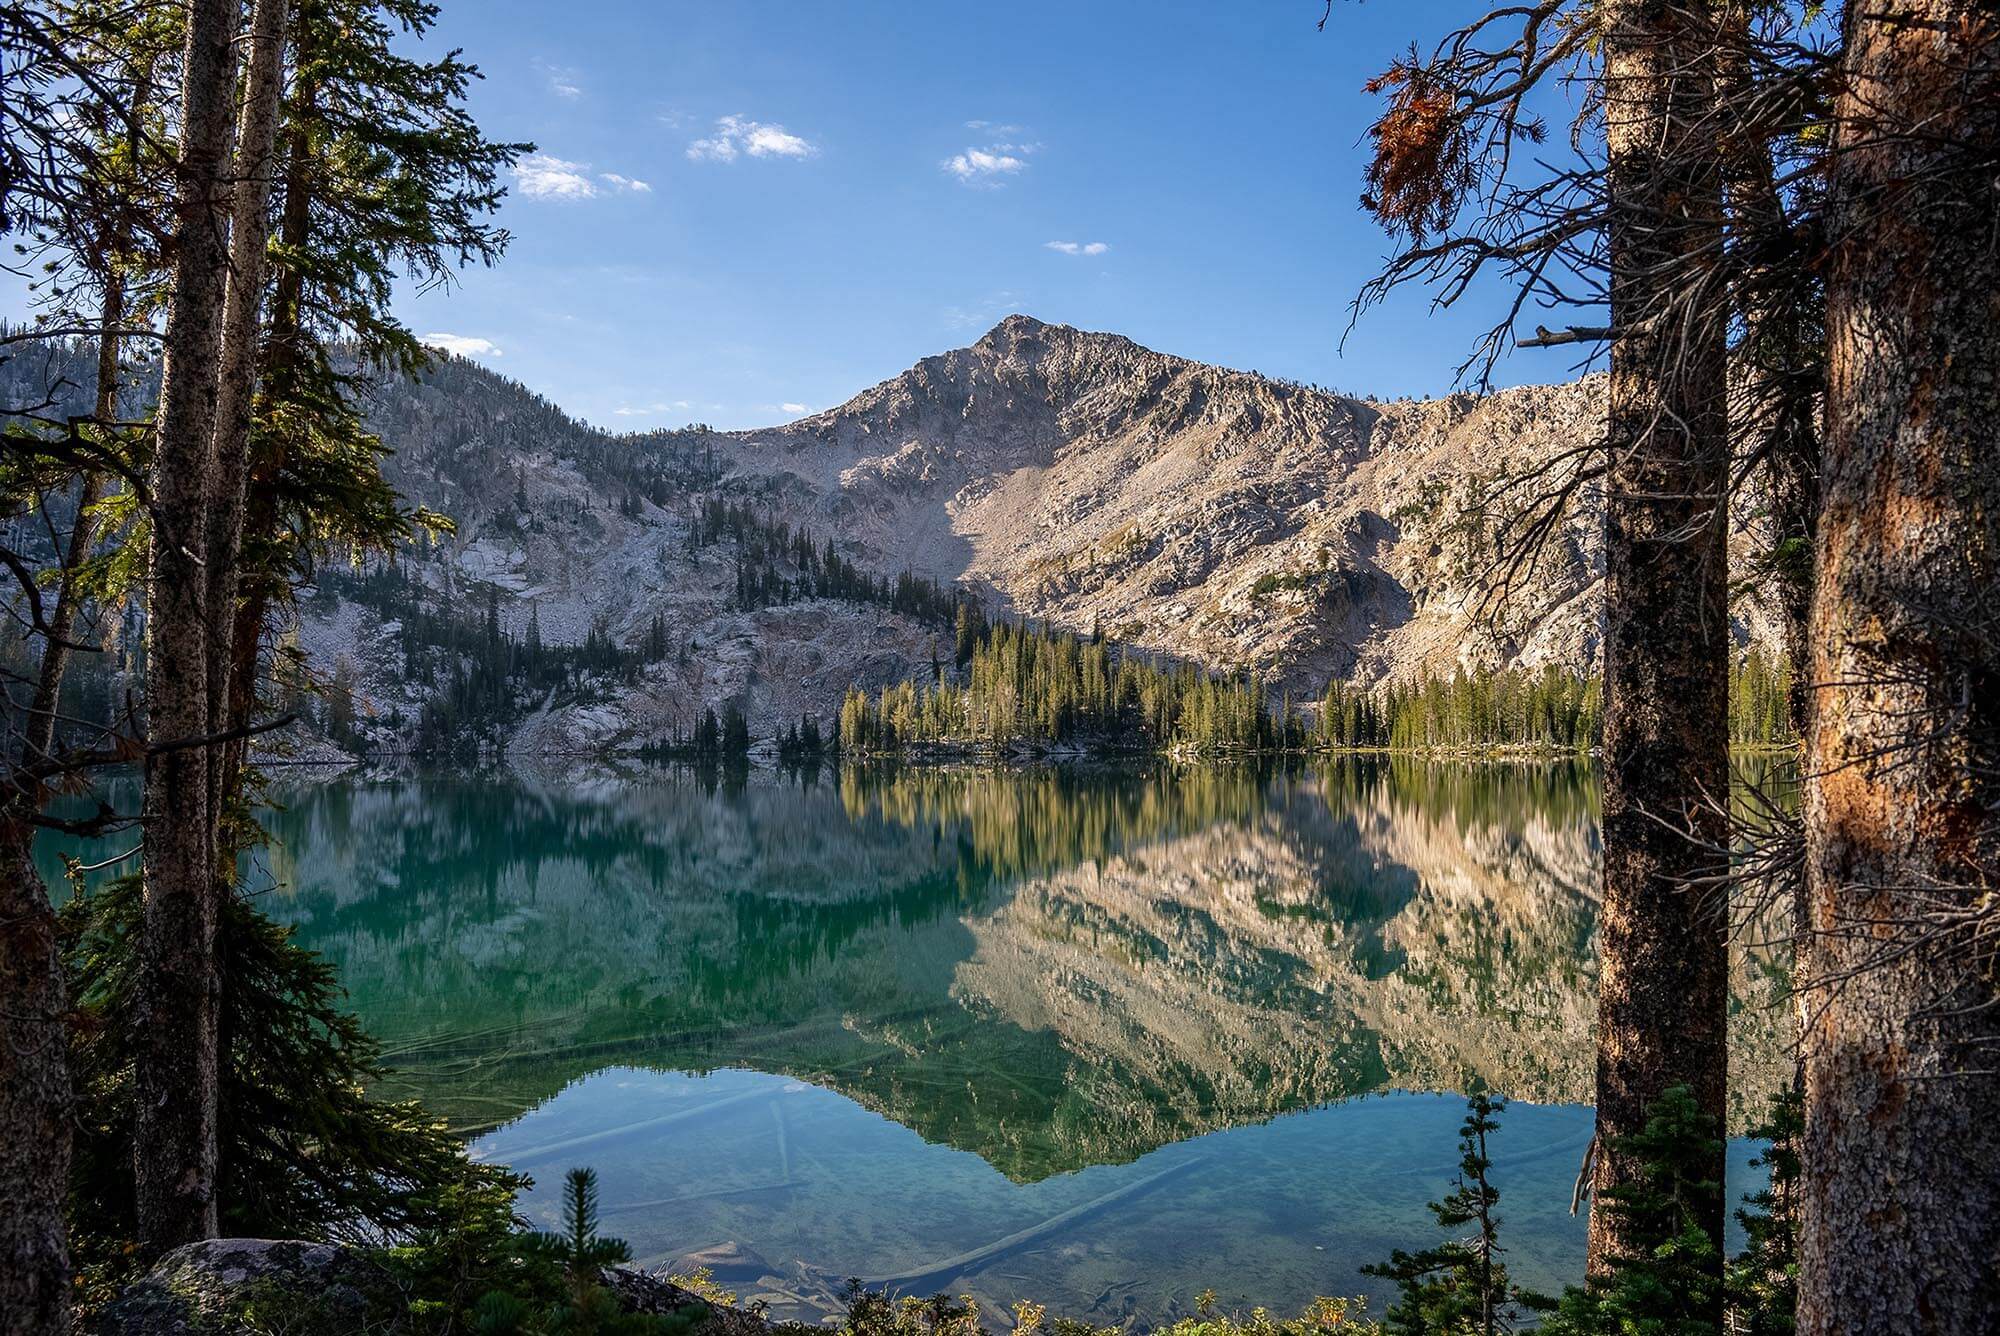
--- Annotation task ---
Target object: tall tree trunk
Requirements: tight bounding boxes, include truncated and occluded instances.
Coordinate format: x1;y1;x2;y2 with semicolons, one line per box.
0;819;70;1332
1589;0;1732;1292
135;0;240;1255
24;272;124;765
0;274;128;1336
219;64;314;783
1799;4;2000;1331
1717;6;1824;1079
1717;8;1821;747
205;0;290;862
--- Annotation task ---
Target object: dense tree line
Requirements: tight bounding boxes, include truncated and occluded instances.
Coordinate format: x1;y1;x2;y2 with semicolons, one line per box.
843;614;1789;759
1314;666;1603;752
318;564;675;758
839;618;1280;756
637;702;758;766
1725;648;1792;750
687;496;964;625
1321;653;1786;752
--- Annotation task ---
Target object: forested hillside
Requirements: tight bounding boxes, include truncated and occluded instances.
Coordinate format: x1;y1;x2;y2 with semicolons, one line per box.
2;315;1794;758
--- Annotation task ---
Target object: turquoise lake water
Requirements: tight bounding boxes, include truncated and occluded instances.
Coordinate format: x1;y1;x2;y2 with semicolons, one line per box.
40;759;1785;1327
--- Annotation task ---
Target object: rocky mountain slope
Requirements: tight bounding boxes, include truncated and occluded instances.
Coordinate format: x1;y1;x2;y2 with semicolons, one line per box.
299;315;1771;751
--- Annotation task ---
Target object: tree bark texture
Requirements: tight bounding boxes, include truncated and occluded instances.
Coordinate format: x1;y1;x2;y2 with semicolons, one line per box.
1589;0;1733;1290
135;0;240;1255
1800;5;2000;1332
219;65;315;778
0;820;71;1333
205;0;290;853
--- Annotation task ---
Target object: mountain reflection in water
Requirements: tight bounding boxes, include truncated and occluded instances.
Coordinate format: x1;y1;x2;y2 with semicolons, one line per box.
247;759;1783;1327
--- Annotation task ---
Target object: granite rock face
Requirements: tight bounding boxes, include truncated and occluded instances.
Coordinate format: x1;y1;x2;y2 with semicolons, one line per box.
301;315;1775;751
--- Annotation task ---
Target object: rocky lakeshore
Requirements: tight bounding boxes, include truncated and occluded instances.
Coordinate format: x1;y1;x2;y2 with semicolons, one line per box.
92;1239;781;1336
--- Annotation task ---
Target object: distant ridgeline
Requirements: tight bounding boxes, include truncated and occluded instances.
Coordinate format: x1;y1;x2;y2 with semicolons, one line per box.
838;611;1796;757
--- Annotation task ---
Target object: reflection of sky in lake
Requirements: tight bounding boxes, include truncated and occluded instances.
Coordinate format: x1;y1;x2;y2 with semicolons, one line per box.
38;760;1785;1328
482;1068;1765;1327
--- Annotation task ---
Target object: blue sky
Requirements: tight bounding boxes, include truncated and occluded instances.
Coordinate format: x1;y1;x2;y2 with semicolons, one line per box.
395;0;1600;430
14;2;1593;430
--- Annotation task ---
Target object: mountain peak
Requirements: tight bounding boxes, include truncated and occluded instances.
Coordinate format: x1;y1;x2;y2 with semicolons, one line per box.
971;312;1065;359
962;314;1169;382
981;312;1050;339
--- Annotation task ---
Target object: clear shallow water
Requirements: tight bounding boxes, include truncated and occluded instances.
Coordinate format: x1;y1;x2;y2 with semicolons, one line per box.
474;1067;1777;1326
41;760;1787;1326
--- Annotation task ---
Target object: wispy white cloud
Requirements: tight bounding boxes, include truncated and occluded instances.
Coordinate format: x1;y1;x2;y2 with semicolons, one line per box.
423;333;502;358
942;290;1023;330
940;148;1024;184
514;155;651;201
514;154;599;200
745;123;815;157
943;135;1038;186
687;115;818;163
614;399;710;418
1045;240;1109;256
965;119;1023;134
541;63;583;99
781;402;811;414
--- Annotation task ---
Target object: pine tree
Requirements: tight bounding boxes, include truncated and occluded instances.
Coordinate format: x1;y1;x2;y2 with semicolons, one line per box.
1543;1086;1726;1336
721;704;750;760
1728;1087;1800;1336
541;1168;630;1291
693;708;720;759
136;0;244;1256
220;0;527;775
64;875;522;1248
1363;1093;1548;1335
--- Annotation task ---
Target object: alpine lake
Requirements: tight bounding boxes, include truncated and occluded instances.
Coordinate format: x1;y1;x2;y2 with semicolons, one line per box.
41;758;1791;1328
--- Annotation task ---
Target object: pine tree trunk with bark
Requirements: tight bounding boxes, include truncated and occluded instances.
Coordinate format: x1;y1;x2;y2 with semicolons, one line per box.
0;274;130;1336
0;819;70;1332
219;63;315;774
135;0;241;1255
205;0;290;860
1799;5;2000;1331
1589;0;1732;1294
